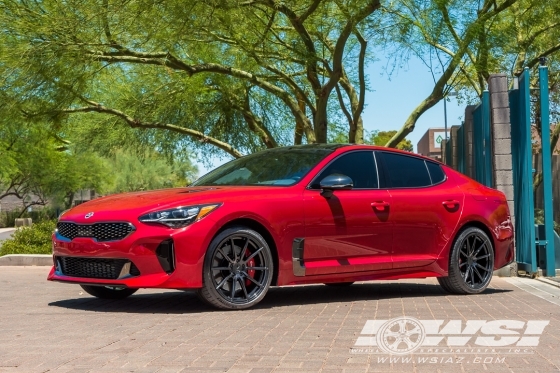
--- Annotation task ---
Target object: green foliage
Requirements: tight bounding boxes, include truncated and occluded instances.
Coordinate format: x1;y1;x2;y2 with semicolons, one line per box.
534;209;560;235
366;131;413;151
0;0;380;155
0;220;56;256
105;150;198;193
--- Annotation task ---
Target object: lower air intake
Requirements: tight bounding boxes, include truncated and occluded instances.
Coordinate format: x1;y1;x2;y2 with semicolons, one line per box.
58;257;140;279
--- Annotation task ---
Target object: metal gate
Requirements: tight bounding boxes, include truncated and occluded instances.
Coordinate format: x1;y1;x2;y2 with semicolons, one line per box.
509;69;537;273
448;66;556;276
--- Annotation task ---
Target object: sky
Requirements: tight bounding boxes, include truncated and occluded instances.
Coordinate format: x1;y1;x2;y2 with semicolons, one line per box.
195;53;466;175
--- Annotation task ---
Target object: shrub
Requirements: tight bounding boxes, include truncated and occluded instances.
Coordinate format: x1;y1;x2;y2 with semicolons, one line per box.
0;220;56;256
534;209;560;235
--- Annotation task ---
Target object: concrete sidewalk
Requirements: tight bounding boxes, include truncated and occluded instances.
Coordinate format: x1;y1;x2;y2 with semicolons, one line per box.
1;267;560;372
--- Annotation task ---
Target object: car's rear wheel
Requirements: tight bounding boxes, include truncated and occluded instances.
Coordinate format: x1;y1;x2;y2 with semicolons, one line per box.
438;227;494;294
80;285;138;299
198;227;273;310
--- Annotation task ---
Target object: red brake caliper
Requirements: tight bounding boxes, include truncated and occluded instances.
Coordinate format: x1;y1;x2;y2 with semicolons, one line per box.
245;249;255;286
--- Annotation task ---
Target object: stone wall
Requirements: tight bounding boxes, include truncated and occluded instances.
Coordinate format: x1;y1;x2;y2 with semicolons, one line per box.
488;74;516;277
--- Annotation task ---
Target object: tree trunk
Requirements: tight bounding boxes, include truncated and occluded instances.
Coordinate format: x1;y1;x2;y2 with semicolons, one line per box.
386;94;441;148
294;92;306;145
314;98;328;143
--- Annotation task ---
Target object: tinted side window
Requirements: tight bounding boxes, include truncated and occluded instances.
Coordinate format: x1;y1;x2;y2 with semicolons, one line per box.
380;152;431;188
426;161;446;184
311;151;378;189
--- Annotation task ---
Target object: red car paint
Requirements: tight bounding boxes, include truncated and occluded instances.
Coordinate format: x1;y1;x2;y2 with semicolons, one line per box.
48;145;514;290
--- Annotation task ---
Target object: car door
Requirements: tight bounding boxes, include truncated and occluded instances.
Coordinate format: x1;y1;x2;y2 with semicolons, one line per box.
302;150;393;275
376;152;464;269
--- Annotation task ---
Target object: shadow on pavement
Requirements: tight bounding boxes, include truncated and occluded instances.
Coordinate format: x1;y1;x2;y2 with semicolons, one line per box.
48;282;511;314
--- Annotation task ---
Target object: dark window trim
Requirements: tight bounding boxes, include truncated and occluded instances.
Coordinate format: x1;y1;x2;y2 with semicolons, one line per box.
375;151;447;189
424;160;433;185
425;160;448;186
306;150;380;190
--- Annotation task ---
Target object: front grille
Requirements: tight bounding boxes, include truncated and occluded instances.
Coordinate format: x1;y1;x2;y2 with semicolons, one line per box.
57;257;140;279
57;222;134;241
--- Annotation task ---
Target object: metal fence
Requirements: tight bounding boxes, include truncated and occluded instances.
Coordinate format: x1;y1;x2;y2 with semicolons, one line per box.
534;153;560;218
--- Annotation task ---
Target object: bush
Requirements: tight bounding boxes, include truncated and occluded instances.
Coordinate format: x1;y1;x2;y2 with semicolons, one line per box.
0;207;58;228
0;220;56;256
534;209;560;235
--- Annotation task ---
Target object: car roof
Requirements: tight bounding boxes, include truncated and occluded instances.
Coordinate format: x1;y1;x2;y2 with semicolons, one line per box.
335;144;445;165
254;144;444;165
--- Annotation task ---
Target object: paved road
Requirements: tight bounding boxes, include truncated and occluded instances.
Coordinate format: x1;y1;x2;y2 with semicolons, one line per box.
1;267;560;373
0;228;15;243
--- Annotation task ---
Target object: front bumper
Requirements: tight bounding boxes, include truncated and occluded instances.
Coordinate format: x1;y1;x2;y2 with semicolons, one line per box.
48;218;217;289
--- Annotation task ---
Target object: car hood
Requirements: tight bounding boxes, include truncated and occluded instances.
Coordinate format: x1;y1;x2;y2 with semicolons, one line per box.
59;186;284;224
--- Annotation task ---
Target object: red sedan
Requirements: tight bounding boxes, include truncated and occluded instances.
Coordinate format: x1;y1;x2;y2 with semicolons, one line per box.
49;145;514;310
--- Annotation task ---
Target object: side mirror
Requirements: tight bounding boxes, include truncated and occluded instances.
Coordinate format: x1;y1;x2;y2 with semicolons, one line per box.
319;174;353;198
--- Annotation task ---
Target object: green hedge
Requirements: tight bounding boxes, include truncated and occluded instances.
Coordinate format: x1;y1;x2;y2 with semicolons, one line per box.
0;220;56;256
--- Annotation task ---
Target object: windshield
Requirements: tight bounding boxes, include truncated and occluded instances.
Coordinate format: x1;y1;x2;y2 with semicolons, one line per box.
191;148;333;186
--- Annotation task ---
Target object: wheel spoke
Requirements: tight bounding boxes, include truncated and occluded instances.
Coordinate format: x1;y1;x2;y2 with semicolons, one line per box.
240;279;249;300
243;246;264;264
217;248;235;264
230;275;237;299
398;320;407;333
385;331;402;338
211;267;231;271
246;266;268;271
406;326;421;336
402;336;415;349
459;262;468;268
475;253;490;260
475;262;490;272
460;248;468;258
464;267;471;284
472;242;486;258
231;238;238;262
215;273;233;290
245;275;264;288
472;265;484;283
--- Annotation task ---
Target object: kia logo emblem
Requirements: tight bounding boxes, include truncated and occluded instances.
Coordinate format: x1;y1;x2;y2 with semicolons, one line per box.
85;212;94;219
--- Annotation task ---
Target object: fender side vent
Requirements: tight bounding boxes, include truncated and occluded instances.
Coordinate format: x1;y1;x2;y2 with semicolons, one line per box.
156;239;175;274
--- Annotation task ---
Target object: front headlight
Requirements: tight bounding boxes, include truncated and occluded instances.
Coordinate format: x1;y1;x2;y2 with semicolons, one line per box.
138;204;221;228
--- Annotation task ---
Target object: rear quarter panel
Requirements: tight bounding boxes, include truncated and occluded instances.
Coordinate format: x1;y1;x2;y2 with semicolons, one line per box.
440;168;514;272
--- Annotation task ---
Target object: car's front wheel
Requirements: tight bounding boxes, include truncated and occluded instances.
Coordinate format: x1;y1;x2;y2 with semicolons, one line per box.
438;227;494;294
80;285;138;299
198;226;273;310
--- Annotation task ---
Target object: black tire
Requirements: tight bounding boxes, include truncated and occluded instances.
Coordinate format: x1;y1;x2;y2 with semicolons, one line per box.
324;282;354;287
438;227;494;294
80;285;138;299
197;226;274;310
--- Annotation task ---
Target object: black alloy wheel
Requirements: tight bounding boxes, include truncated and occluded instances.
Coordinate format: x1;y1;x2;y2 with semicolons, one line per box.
80;285;138;299
438;227;494;294
198;227;273;310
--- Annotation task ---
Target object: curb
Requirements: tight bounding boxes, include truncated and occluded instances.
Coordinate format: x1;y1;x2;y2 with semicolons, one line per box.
0;254;53;266
536;276;560;289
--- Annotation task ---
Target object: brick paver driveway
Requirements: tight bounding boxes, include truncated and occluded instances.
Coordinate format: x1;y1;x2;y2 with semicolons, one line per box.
1;266;560;373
